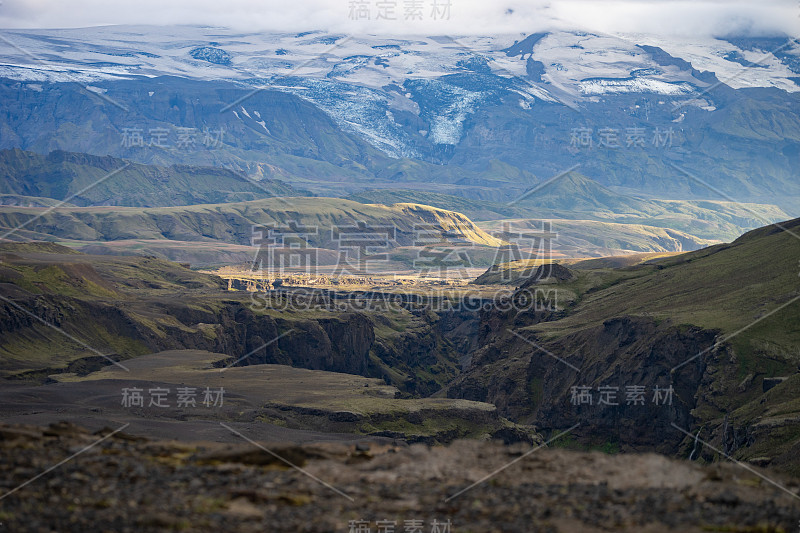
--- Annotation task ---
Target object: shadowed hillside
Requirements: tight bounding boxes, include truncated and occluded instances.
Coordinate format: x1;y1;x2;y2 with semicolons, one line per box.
0;149;306;207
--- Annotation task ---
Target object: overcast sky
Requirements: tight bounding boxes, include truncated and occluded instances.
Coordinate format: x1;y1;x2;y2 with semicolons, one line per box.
0;0;798;37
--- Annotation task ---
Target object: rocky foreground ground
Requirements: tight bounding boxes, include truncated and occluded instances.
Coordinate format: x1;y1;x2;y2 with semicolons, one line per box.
1;422;799;532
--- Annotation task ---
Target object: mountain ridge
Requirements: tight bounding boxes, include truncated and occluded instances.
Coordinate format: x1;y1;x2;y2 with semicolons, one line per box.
0;148;308;207
0;196;504;249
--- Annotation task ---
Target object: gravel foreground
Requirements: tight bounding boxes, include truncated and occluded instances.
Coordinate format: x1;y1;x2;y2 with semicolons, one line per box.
1;422;799;532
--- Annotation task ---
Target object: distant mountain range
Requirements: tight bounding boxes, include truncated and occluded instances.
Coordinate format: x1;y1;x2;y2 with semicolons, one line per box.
0;194;510;268
0;26;798;213
0;148;788;263
349;172;789;241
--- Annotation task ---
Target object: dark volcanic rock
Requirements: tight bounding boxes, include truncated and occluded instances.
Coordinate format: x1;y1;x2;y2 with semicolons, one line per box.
518;263;575;289
1;421;798;533
448;314;716;455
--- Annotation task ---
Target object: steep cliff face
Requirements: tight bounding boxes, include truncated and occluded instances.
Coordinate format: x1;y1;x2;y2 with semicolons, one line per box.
447;309;718;454
528;317;714;454
274;313;375;375
1;293;385;382
391;203;505;247
445;258;722;453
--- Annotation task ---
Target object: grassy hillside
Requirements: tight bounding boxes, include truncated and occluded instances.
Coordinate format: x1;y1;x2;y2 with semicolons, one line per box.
515;172;790;241
473;251;682;285
348;173;790;242
0;149;306;207
456;217;800;472
480;216;800;356
0;197;504;249
531;219;800;337
49;349;521;444
480;218;719;256
347;188;523;220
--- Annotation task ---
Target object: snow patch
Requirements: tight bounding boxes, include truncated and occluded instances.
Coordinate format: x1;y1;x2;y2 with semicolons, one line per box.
579;78;693;95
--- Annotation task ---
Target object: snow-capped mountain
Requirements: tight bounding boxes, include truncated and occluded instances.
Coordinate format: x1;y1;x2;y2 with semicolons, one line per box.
1;25;799;210
2;26;798;91
2;26;799;154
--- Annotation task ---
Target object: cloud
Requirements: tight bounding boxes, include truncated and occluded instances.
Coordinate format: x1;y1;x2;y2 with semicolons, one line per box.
548;0;800;38
0;0;797;37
